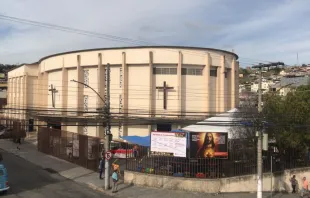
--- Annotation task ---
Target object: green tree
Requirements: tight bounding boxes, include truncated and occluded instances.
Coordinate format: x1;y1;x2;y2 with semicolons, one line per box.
263;85;310;153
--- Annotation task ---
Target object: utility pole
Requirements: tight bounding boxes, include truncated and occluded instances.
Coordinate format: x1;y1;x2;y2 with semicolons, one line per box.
71;63;111;190
252;62;284;198
297;53;299;66
104;63;111;190
257;66;263;198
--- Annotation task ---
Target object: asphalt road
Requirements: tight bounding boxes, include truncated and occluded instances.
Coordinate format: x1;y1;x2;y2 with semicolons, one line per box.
0;149;113;198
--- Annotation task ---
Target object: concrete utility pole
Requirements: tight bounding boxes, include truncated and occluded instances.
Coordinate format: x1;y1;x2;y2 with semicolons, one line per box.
252;62;284;198
71;64;112;190
104;63;112;190
257;66;263;198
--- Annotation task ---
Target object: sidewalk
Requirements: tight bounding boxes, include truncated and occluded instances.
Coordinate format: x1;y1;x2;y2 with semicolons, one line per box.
0;135;296;198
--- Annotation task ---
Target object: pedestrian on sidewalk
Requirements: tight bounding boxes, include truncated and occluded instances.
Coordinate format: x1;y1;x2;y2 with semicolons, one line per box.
98;157;104;179
290;175;297;193
301;176;309;197
133;145;139;158
16;137;22;150
112;169;119;193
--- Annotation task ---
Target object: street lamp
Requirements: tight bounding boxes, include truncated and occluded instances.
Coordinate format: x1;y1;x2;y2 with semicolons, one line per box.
70;74;112;190
70;79;105;105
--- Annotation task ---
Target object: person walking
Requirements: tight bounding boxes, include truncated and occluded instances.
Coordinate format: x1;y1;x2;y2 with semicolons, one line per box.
98;157;104;179
16;137;21;150
301;177;309;197
112;169;119;193
290;175;297;193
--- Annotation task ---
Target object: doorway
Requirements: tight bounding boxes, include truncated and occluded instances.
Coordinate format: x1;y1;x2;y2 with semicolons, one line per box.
28;119;34;132
156;124;172;131
47;122;61;130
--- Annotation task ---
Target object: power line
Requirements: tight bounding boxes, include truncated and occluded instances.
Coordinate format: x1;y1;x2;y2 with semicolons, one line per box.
0;14;277;65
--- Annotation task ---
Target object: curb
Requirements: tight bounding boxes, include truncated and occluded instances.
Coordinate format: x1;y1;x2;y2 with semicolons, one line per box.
87;182;105;192
87;182;117;196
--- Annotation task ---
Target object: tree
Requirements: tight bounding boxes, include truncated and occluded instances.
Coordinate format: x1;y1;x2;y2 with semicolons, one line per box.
263;85;310;155
233;85;310;163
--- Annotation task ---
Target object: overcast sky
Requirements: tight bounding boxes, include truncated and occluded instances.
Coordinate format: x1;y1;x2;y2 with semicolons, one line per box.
0;0;309;66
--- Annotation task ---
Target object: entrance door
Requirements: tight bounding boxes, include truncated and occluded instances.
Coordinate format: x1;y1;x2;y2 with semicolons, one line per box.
47;123;61;130
28;119;34;132
157;124;172;131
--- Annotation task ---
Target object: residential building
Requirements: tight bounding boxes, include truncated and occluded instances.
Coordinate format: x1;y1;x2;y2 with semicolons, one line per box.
270;76;310;96
251;80;274;94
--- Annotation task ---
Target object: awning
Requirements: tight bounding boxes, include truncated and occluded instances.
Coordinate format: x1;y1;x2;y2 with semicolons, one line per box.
182;108;239;139
121;135;151;147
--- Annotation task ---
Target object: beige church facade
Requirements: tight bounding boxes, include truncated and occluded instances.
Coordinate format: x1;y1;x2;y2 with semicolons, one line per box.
6;46;239;138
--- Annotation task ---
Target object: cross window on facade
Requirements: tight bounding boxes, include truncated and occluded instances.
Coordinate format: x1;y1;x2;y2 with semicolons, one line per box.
83;94;88;135
84;95;88;112
84;70;89;87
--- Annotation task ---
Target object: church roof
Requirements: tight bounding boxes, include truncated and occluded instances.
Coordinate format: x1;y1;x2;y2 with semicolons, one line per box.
39;46;239;63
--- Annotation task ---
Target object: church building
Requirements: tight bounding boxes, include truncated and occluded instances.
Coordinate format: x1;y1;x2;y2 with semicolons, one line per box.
6;46;239;139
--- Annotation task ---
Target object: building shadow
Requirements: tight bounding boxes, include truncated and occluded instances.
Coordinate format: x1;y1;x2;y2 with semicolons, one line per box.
1;149;80;195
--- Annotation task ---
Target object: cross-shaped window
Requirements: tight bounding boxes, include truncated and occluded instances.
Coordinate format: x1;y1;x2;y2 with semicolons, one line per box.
84;70;89;88
84;95;88;111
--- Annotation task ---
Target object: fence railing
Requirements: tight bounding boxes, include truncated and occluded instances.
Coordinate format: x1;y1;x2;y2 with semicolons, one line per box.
36;127;310;179
0;118;26;141
125;144;310;179
38;127;103;171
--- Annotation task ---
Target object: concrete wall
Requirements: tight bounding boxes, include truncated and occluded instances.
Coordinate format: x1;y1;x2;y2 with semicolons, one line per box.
7;64;39;120
124;167;310;193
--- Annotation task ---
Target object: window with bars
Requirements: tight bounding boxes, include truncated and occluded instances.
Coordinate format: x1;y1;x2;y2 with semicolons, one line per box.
153;68;177;75
83;95;88;111
181;68;203;76
83;70;89;87
210;67;217;77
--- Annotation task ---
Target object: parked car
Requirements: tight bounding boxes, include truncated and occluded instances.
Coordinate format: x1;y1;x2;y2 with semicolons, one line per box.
0;126;12;139
0;164;9;194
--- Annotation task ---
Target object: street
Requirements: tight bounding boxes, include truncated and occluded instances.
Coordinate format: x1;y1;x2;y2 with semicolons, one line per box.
0;149;113;198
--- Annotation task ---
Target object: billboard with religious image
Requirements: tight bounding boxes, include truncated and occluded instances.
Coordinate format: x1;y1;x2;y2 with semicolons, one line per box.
189;132;228;158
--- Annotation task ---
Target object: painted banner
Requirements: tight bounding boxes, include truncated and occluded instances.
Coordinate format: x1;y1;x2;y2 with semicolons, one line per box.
151;131;187;157
189;132;228;158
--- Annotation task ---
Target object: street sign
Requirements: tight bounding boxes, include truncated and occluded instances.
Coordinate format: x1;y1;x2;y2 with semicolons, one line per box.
105;151;112;160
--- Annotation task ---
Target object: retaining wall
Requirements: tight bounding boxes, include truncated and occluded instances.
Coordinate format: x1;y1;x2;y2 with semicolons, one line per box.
124;167;310;193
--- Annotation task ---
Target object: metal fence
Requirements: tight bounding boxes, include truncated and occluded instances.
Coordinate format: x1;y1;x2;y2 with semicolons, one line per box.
125;143;310;179
0;118;26;141
36;127;310;179
37;127;102;171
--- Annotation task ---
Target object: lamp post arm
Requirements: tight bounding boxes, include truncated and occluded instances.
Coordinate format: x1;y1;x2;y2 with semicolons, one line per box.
71;79;105;106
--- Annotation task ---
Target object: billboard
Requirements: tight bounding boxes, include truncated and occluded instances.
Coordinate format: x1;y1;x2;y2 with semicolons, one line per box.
151;131;187;157
189;132;228;158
